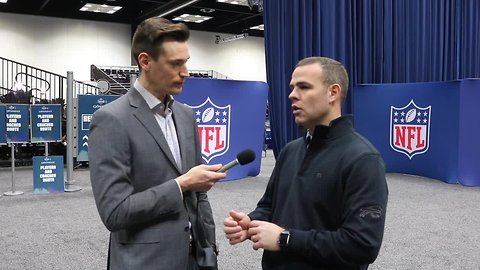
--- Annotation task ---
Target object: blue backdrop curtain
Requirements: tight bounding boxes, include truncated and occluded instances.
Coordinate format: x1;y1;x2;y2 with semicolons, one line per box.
264;0;480;157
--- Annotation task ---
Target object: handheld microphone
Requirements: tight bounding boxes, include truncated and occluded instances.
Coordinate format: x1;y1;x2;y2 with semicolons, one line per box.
218;149;256;172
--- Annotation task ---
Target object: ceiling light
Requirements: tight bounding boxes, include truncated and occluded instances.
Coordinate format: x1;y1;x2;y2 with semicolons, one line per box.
79;3;123;14
0;0;8;3
157;0;200;18
200;8;215;13
172;14;213;24
249;24;264;31
216;0;249;6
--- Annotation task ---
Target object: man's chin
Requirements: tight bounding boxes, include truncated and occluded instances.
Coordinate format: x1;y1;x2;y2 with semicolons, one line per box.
170;87;183;95
294;118;304;126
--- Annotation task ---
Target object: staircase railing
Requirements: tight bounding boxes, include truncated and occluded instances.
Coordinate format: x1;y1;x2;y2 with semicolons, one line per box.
1;56;98;105
90;64;131;95
90;64;231;95
0;56;99;167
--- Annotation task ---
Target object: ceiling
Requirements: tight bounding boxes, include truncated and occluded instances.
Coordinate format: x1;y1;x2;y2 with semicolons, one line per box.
0;0;264;37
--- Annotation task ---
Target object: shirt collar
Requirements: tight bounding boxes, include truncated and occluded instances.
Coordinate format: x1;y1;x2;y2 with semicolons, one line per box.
305;130;313;146
134;79;174;112
310;115;354;142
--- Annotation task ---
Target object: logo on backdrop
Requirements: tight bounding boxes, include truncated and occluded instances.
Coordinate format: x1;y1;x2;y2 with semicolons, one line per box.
93;98;107;109
186;97;231;163
390;100;431;159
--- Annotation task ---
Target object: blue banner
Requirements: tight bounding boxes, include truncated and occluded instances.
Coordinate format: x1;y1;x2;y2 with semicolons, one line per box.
0;105;6;144
6;104;30;143
457;79;480;186
31;104;62;142
177;78;269;181
353;79;480;186
77;95;120;161
33;155;64;193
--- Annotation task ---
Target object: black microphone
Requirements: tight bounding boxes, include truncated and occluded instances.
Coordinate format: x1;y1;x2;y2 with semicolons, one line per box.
218;149;256;172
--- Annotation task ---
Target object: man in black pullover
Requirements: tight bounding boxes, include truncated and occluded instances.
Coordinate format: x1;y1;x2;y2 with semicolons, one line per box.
224;57;388;270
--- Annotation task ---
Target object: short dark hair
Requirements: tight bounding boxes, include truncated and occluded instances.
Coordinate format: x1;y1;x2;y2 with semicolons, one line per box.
132;17;190;70
296;57;349;104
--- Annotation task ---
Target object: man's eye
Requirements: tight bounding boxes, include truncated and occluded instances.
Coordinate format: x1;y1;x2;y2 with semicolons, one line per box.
171;61;183;67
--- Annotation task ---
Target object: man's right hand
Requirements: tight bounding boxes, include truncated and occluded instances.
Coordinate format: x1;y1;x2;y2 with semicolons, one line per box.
177;164;226;192
224;210;251;245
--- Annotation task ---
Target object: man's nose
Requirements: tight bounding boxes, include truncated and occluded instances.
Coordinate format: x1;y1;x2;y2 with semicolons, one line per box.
180;66;189;77
288;89;297;100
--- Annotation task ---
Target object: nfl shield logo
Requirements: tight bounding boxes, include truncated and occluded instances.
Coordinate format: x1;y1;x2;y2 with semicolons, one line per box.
390;100;431;159
186;97;231;163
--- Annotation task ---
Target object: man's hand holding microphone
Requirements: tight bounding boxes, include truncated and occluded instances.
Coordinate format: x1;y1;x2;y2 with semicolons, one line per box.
177;149;256;192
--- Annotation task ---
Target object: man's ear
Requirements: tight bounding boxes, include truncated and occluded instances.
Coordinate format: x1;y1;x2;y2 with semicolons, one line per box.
329;84;341;104
138;52;150;71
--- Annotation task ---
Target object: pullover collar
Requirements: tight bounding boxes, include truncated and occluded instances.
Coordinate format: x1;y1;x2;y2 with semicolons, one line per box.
304;115;354;148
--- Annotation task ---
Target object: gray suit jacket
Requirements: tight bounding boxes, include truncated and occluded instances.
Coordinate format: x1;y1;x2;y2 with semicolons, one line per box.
89;88;218;270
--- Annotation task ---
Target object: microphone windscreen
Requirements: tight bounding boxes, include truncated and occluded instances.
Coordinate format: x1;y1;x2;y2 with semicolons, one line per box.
236;149;256;165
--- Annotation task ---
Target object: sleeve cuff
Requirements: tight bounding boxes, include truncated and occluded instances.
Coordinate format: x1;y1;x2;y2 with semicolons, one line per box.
174;178;183;199
287;229;309;254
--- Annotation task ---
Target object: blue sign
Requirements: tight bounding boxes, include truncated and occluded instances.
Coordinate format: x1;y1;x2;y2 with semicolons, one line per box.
6;104;30;143
33;155;64;193
353;79;480;186
0;105;6;144
77;95;120;161
31;104;62;142
177;78;269;181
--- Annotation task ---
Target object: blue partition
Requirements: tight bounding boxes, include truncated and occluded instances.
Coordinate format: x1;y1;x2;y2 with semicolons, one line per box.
457;80;480;186
177;78;269;181
353;79;480;186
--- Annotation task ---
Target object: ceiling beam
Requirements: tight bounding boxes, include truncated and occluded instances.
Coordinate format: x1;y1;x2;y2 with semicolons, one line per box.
138;0;200;21
217;13;260;29
39;0;51;11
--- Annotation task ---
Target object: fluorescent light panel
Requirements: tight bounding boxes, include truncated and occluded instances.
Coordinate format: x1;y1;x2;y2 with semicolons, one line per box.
249;24;264;31
216;0;249;6
0;0;8;3
79;3;122;14
172;14;213;23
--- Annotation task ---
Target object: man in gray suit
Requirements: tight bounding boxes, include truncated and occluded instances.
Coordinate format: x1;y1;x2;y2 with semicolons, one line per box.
89;17;226;270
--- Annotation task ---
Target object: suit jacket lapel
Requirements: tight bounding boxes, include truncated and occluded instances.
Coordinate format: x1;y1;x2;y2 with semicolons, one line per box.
172;102;190;174
128;88;181;173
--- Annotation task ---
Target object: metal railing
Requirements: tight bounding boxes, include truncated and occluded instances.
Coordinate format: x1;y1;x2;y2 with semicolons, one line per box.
90;64;231;94
0;56;99;167
90;64;131;95
1;56;98;105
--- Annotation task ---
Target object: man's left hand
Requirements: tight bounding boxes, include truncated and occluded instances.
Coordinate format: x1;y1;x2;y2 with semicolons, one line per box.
248;220;284;251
